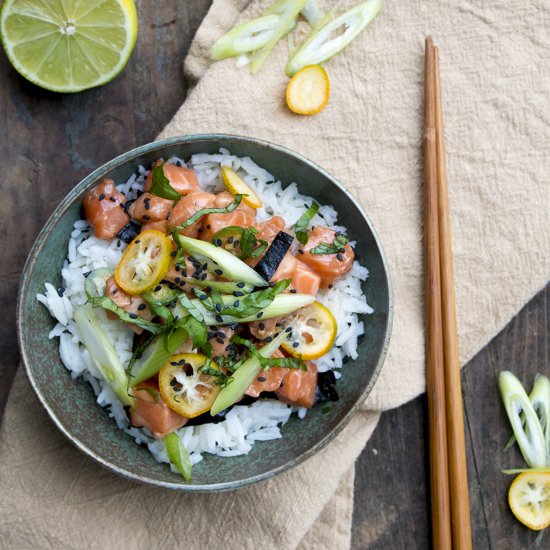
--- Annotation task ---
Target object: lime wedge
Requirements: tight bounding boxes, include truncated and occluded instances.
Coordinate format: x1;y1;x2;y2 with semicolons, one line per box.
0;0;138;93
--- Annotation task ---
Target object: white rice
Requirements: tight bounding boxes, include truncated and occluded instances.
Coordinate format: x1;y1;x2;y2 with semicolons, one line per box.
37;150;373;468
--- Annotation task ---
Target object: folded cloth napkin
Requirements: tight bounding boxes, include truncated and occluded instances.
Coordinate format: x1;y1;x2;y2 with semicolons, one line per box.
1;0;549;548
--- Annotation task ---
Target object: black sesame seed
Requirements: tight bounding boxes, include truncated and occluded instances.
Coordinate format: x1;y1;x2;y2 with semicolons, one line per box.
109;196;116;202
216;314;224;322
275;322;282;327
256;312;264;319
215;304;222;312
336;253;344;261
170;250;177;257
339;247;346;253
292;342;299;348
227;236;234;244
165;212;171;220
234;240;240;247
214;269;223;276
83;271;91;278
298;249;304;255
259;322;265;330
264;336;273;343
56;287;65;297
112;288;118;295
285;327;292;333
290;289;297;294
116;240;121;248
201;273;208;281
216;337;224;344
98;193;105;201
217;331;226;338
214;239;222;247
257;377;267;382
328;284;334;289
233;300;240;307
233;291;244;297
206;224;211;229
175;277;181;284
142;215;150;220
129;313;138;319
207;331;216;339
170;361;178;366
144;202;150;210
137;303;146;311
135;239;140;244
236;282;245;288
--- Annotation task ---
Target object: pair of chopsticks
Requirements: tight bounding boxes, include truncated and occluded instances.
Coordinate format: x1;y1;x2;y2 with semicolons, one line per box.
424;37;472;550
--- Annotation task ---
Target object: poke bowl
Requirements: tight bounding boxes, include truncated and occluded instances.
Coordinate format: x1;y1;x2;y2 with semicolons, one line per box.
17;134;392;491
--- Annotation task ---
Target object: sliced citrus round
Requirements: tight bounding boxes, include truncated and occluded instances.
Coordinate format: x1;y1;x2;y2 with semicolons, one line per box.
508;471;550;530
0;0;138;93
159;354;222;418
115;230;172;295
281;301;337;360
221;166;263;209
286;65;330;115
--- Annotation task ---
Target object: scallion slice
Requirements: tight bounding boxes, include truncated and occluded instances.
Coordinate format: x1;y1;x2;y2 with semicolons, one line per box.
286;0;383;76
499;371;547;468
164;433;192;481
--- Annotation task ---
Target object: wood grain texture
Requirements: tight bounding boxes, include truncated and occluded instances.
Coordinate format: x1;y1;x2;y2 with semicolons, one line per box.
352;283;549;549
0;2;548;548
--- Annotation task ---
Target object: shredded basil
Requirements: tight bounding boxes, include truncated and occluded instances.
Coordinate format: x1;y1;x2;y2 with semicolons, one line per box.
309;233;349;255
88;296;165;334
171;195;243;231
231;335;306;370
199;359;231;387
294;202;319;245
239;226;268;258
149;164;182;201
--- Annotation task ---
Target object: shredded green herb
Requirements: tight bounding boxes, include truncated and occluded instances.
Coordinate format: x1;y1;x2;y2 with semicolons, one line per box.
149;164;182;201
294;202;319;245
199;359;232;387
239;226;268;258
171;195;243;232
232;335;307;370
309;233;349;255
88;296;165;334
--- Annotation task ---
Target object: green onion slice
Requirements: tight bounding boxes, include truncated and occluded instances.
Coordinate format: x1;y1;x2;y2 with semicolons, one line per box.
286;0;383;76
499;371;547;468
164;433;192;481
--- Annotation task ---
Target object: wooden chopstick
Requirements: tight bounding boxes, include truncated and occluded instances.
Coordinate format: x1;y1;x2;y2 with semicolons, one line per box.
424;36;452;550
425;37;472;549
434;46;473;550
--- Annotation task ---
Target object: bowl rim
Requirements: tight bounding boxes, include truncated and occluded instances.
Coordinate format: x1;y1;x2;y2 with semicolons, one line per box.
17;133;393;492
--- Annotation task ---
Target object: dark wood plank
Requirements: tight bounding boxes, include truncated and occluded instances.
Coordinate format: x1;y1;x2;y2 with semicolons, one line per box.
0;0;212;416
352;283;549;548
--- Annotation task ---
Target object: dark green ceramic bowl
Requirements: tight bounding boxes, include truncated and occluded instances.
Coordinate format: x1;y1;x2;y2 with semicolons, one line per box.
17;135;392;492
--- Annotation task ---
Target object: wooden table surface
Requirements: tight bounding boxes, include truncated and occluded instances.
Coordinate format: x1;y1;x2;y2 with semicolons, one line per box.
1;2;548;548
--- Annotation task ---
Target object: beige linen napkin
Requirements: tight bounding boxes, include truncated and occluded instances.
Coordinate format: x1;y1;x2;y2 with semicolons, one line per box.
2;0;550;548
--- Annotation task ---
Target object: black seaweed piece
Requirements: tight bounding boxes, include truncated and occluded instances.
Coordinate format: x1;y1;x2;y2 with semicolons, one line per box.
317;370;339;402
116;221;141;243
253;231;294;281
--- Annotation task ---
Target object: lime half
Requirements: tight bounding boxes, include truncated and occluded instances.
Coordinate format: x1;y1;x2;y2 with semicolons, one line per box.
0;0;138;93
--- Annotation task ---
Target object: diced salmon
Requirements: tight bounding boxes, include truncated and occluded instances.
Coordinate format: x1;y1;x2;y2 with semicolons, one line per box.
299;226;355;287
128;193;173;224
254;216;286;243
144;161;201;195
208;326;235;358
168;190;216;238
275;361;318;408
272;252;296;282
141;220;168;234
201;209;256;243
291;260;321;296
214;191;256;217
246;349;286;397
83;179;129;240
105;277;154;335
130;379;188;438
